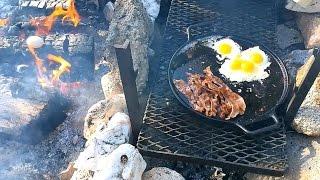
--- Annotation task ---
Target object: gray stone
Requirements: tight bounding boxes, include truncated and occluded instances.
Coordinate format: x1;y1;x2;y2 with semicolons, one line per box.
297;13;320;48
286;0;320;13
277;24;303;49
292;57;320;136
106;0;154;93
284;49;320;136
143;167;185;180
283;49;313;78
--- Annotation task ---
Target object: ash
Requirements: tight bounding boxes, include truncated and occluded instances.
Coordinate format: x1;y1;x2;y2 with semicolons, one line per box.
0;0;106;178
0;86;104;178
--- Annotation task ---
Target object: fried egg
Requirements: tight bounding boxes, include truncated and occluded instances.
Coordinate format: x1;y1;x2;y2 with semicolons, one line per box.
219;49;271;82
213;38;241;60
241;46;270;69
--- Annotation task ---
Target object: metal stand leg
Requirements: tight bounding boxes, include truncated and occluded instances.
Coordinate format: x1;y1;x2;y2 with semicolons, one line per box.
115;45;142;145
286;48;320;121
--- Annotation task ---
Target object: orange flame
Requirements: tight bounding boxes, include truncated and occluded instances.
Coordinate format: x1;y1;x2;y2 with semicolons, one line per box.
62;0;81;27
27;44;48;84
47;54;71;84
0;18;9;27
30;0;81;35
27;45;80;94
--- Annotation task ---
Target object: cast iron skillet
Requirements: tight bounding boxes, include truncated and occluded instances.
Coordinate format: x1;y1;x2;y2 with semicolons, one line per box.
168;35;289;135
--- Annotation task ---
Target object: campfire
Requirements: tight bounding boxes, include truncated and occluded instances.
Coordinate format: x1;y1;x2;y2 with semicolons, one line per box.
24;0;82;94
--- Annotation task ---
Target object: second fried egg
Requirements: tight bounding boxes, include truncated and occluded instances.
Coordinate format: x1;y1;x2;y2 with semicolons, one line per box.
219;48;271;82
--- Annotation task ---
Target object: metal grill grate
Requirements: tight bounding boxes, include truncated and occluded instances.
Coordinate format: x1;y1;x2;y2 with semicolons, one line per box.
137;0;287;176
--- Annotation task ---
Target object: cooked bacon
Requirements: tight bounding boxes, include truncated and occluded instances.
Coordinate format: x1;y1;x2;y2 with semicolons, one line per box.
174;66;246;120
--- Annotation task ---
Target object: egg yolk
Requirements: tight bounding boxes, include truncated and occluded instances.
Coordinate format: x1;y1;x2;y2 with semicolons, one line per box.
218;43;232;55
230;57;243;70
250;52;263;64
241;61;255;73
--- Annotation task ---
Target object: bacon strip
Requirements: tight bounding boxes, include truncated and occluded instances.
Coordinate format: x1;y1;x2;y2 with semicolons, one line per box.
174;66;246;120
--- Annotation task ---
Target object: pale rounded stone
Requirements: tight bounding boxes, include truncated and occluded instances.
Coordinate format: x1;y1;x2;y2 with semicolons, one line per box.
26;36;44;49
143;167;185;180
74;113;132;172
83;94;127;140
286;0;320;13
297;13;320;49
93;144;146;180
101;70;123;99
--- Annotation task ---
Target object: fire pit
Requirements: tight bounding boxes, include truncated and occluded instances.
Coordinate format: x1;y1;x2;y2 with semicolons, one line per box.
1;0;319;179
0;0;108;176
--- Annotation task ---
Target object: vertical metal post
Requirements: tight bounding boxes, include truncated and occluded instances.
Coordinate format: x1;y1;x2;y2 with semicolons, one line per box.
115;44;142;145
286;48;320;121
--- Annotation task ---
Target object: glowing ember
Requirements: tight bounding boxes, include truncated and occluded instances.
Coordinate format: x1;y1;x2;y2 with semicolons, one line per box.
30;0;81;35
0;18;9;27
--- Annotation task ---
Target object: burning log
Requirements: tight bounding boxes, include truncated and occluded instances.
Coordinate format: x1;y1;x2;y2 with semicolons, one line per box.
30;0;81;35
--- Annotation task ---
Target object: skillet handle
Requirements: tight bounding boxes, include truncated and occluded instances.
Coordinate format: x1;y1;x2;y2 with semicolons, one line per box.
235;114;280;135
186;21;216;42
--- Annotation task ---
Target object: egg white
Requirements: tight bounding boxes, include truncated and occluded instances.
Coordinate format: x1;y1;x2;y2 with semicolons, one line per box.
213;38;241;61
219;59;270;82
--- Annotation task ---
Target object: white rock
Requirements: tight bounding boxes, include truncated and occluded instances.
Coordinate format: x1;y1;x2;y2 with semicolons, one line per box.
73;113;131;172
141;0;160;22
93;144;146;180
142;167;185;180
286;0;320;13
26;36;44;48
83;94;127;140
